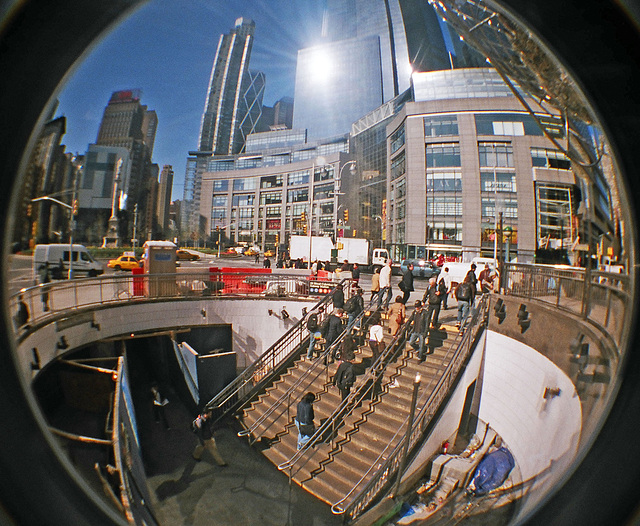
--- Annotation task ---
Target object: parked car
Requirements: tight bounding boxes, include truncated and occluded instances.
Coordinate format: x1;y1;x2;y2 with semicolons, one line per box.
107;254;142;271
176;249;200;261
400;258;441;279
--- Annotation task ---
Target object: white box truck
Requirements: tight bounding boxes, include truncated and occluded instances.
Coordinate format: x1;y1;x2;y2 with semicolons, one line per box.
289;235;334;262
33;244;104;279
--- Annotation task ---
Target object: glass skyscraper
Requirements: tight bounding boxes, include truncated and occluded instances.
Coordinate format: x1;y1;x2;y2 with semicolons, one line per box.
183;18;265;238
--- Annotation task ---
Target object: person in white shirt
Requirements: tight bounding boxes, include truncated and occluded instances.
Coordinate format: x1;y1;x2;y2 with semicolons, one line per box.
377;259;393;309
368;313;384;363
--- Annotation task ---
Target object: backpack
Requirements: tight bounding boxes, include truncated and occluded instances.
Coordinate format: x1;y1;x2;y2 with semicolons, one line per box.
438;277;447;295
344;295;360;314
306;313;318;332
191;414;203;434
456;282;472;301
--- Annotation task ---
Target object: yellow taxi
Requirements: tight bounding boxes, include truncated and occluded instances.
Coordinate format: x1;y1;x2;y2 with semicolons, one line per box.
177;249;200;261
107;254;142;271
264;249;275;257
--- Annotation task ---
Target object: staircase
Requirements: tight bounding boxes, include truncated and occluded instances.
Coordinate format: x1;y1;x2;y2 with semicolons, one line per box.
238;305;461;508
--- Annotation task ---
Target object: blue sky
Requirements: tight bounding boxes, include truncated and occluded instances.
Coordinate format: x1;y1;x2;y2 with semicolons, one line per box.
55;0;326;200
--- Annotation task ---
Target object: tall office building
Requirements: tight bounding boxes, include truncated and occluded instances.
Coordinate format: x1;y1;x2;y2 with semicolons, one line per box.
294;0;482;140
197;18;265;155
156;165;174;238
82;89;157;244
183;18;265;240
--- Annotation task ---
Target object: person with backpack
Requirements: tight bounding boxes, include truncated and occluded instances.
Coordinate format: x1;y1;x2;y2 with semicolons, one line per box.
455;274;475;329
333;354;356;402
408;300;429;361
295;392;316;450
345;287;364;331
192;410;227;466
332;283;345;310
305;306;324;359
425;276;444;329
322;308;344;362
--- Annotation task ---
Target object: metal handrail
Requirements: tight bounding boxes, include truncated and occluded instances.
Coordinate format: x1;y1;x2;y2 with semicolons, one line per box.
503;262;631;352
204;278;353;425
277;291;429;473
336;295;490;519
239;295;375;441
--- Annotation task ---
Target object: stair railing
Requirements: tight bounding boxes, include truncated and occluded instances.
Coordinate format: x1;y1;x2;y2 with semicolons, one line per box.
333;295;490;520
277;291;429;475
237;294;375;442
203;278;351;426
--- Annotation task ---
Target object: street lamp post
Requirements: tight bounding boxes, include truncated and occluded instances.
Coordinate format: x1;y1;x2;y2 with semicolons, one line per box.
373;215;383;248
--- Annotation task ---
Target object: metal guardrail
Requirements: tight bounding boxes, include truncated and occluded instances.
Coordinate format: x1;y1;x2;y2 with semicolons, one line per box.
203;278;353;425
239;296;379;444
503;263;631;352
337;295;490;520
9;271;333;339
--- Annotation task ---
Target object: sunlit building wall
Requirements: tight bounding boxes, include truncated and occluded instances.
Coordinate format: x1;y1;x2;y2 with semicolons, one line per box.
386;68;592;263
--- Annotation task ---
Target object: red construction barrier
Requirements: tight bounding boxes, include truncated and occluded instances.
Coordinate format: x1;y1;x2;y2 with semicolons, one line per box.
132;267;144;296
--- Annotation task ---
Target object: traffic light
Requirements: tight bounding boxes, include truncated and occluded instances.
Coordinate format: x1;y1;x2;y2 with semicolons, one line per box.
303;222;307;234
72;199;79;216
343;209;349;222
301;210;306;221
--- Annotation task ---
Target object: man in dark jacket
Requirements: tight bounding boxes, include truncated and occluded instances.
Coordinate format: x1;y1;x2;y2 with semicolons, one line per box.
332;283;345;310
400;263;415;304
295;392;316;449
425;277;443;329
408;300;429;360
345;287;364;331
334;355;356;401
322;308;344;361
352;263;361;286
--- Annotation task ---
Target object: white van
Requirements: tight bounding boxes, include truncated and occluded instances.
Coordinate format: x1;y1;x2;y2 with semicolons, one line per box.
33;244;104;279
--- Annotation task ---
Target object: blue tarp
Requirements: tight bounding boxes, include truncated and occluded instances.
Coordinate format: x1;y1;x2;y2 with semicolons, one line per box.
469;447;515;495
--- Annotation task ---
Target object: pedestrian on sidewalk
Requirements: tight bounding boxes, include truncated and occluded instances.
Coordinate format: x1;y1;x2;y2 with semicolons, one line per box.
151;384;170;430
425;277;444;329
439;267;452;309
192;410;227;466
408;300;429;361
455;274;475;329
377;259;393;310
399;263;414;304
368;312;384;363
370;267;381;302
295;392;316;450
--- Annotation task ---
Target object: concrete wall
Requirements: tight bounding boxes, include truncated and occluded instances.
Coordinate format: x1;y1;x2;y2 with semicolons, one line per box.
479;331;582;520
19;297;316;383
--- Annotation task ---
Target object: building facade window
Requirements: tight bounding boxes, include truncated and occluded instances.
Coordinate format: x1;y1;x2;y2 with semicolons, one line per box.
212;196;227;207
233;177;258;191
314;166;334;182
480;171;517;193
426;196;463;216
424;116;459;137
390;125;405;154
475;113;544;136
478;142;514;167
390;151;406;180
427;171;462;191
232;194;255;207
288;188;308;203
287;170;310;186
260;174;283;188
428;221;462;243
531;147;571;170
313;183;334;200
265;206;281;217
426;143;461;167
536;183;573;248
260;191;281;205
213;179;229;191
